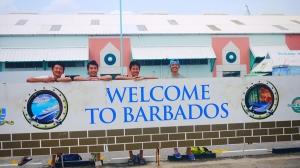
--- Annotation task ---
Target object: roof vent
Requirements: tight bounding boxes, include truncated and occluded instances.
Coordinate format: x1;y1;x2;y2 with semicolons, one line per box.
78;11;105;15
167;20;179;25
260;13;284;16
231;20;245;25
50;25;62;31
9;11;37;15
91;20;100;25
142;11;168;15
15;19;28;25
202;12;228;15
272;25;288;30
207;25;221;31
291;20;300;25
136;25;148;31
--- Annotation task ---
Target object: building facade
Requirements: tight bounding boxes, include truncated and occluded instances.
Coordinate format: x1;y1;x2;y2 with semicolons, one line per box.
0;13;300;79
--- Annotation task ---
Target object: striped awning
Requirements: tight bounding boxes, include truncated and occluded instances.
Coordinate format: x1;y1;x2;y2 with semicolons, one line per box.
250;44;289;58
0;47;88;62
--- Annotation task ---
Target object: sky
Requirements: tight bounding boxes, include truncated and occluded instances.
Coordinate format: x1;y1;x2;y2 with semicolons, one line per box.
0;0;300;15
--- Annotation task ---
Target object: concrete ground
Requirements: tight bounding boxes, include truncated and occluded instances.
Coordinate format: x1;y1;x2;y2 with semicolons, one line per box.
1;141;300;167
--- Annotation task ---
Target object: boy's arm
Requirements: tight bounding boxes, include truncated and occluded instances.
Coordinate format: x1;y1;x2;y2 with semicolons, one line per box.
57;77;72;82
74;76;89;81
99;75;112;81
143;76;158;79
26;76;54;83
115;75;133;80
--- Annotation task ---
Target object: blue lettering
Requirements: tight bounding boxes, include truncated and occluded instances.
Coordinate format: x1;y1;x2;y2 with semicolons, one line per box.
182;85;199;100
140;87;150;102
220;103;229;118
201;84;210;100
99;108;116;124
106;87;127;103
85;108;99;124
163;105;173;120
174;105;187;120
150;86;164;102
165;85;180;101
123;107;134;122
149;106;162;121
128;87;138;103
188;104;203;119
135;107;148;122
204;103;219;119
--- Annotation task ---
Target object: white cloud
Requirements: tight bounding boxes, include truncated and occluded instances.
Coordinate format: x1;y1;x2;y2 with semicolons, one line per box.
42;0;80;13
109;9;134;14
0;0;17;14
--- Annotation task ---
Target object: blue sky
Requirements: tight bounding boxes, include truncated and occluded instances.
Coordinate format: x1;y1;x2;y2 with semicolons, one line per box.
0;0;299;15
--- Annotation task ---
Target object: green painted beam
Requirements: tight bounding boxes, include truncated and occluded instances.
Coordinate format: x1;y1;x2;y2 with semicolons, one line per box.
250;50;256;71
43;61;47;71
210;58;216;72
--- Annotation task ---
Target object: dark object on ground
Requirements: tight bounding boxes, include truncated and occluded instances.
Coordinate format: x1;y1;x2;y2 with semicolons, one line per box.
272;147;300;154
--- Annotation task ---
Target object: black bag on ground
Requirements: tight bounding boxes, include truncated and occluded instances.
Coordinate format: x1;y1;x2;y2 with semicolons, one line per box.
57;154;82;162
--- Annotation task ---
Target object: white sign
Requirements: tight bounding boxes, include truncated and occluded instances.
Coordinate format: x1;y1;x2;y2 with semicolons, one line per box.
0;76;300;134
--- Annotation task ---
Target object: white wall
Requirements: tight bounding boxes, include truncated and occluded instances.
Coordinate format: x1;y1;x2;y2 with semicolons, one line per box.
0;71;53;83
139;65;212;78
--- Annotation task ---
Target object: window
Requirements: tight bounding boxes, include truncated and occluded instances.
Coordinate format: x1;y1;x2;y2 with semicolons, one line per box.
161;60;169;65
136;25;148;31
15;19;28;25
207;25;221;31
223;71;240;77
50;25;62;31
5;62;43;68
272;25;288;30
291;20;300;25
167;20;179;25
48;61;85;68
180;59;208;65
136;59;208;65
231;20;245;25
91;20;99;25
254;57;264;63
144;60;153;65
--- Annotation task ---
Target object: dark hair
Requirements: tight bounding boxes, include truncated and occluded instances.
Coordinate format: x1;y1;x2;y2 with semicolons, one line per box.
129;61;140;70
87;60;98;69
51;61;65;71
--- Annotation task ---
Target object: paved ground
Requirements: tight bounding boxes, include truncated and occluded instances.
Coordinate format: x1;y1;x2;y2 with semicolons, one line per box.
1;141;300;167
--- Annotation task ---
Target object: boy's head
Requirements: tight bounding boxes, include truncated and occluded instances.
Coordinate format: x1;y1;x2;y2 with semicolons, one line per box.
169;59;180;72
87;60;99;77
51;61;65;78
129;61;140;77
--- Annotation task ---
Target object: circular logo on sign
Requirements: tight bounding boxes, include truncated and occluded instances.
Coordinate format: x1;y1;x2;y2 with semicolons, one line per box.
241;81;279;119
226;52;237;63
0;108;6;125
288;97;300;113
104;53;116;66
23;86;68;129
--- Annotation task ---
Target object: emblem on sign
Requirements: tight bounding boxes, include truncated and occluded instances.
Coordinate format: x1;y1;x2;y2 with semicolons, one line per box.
23;86;68;129
288;97;300;113
241;81;279;119
0;108;14;126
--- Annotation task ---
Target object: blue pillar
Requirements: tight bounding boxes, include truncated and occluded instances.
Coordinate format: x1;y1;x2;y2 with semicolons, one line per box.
0;62;2;72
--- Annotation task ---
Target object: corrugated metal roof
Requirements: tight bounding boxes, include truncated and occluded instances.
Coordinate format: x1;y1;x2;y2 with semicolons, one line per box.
250;44;290;58
252;59;274;72
0;47;88;62
0;14;300;35
131;45;216;60
252;52;300;72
